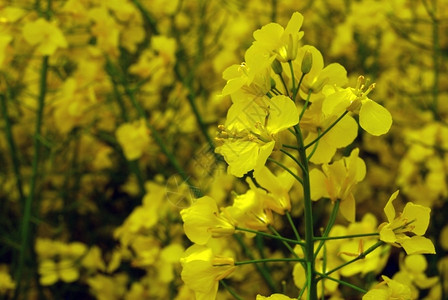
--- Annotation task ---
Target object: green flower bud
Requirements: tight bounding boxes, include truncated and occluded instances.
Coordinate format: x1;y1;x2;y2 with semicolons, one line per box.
301;50;313;74
271;59;283;75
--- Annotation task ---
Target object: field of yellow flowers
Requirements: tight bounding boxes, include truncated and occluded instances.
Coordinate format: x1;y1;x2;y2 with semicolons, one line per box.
1;0;447;299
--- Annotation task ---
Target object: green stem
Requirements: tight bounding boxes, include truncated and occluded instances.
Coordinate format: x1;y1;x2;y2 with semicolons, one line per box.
131;0;158;35
14;55;49;299
295;124;317;300
323;240;384;277
269;225;300;258
278;73;291;98
316;272;366;294
289;61;297;100
282;144;299;150
299;90;312;121
0;91;25;204
286;211;302;242
430;1;439;120
298;281;307;299
306;128;321;161
220;280;244;300
314;200;340;257
280;148;305;173
233;234;278;293
313;232;379;241
235;257;306;266
267;158;303;185
236;226;304;245
304;111;349;150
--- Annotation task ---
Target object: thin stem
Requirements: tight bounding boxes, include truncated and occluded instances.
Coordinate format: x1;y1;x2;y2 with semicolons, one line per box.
314;200;340;257
268;225;300;258
304;111;349;150
236;226;304;246
131;0;158;35
278;73;291;98
298;281;307;299
14;55;49;299
280;148;305;173
267;158;303;185
430;0;440;120
313;232;379;241
316;272;367;294
282;144;299;150
288;61;297;100
323;240;384;277
220;280;244;300
299;90;312;121
306;128;321;161
235;257;306;266
286;211;301;242
0;91;25;204
233;234;278;293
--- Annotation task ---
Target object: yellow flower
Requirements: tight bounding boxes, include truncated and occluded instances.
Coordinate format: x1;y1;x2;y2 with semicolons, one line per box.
253;166;295;214
378;191;435;255
38;259;80;286
392;254;439;298
294;45;348;102
256;294;295;300
337;214;389;277
252;12;304;62
309;148;366;222
221;46;274;97
181;196;235;245
216;95;299;177
115;119;150;161
22;18;67;55
300;97;358;164
180;244;235;300
363;275;412;300
0;266;15;294
322;76;392;136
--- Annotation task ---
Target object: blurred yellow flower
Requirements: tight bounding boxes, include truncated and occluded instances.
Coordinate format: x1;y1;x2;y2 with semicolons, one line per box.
363;275;412;300
116;119;150;161
257;294;295;300
22;18;67;55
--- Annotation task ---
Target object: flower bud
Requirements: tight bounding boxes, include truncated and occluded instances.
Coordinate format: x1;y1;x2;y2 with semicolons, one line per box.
271;59;283;75
301;50;313;74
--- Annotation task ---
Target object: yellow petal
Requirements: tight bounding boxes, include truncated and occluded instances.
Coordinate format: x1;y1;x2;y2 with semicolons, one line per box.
401;236;436;255
324;114;358;148
359;100;392;136
401;202;430;236
309;168;328;200
384;190;399;223
340;193;356;223
379;226;397;244
266;95;299;134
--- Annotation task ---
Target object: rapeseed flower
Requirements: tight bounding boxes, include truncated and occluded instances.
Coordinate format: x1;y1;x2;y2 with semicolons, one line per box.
22;18;67;55
181;196;235;245
363;275;412;300
216;95;299;177
322;76;392;136
309;148;366;222
180;244;235;300
378;191;435;255
252;12;304;62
